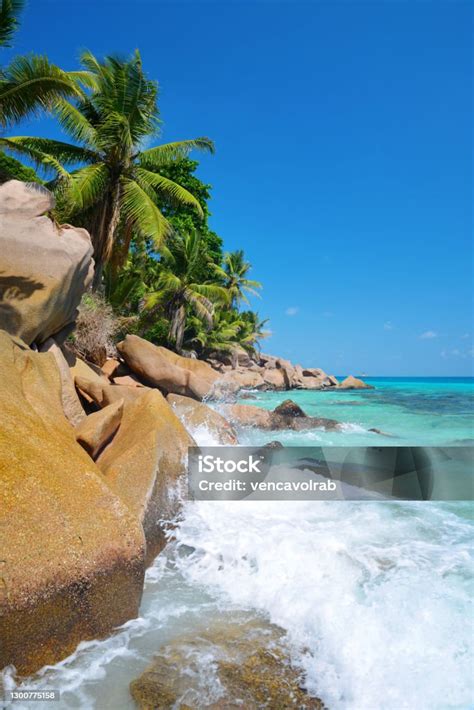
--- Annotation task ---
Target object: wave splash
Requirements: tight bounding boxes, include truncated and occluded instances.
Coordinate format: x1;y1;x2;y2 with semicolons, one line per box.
172;492;473;709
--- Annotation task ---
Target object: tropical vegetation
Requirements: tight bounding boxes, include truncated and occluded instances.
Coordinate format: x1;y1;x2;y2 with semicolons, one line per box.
0;0;268;360
0;1;88;127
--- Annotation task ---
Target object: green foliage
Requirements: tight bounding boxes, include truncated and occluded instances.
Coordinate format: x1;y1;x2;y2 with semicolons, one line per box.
142;230;229;352
0;55;87;127
1;50;214;283
159;158;223;267
214;249;262;306
185;308;269;358
0;150;42;183
139;318;170;346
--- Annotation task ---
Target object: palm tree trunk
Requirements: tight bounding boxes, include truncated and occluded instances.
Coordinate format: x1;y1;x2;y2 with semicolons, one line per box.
110;221;133;277
92;181;121;290
169;303;186;352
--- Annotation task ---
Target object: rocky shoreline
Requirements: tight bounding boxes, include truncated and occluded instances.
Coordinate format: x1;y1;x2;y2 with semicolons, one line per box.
207;351;373;396
0;181;371;701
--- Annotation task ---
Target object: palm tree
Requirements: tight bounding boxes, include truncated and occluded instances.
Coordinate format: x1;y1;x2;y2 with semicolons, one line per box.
0;0;87;126
143;231;228;352
185;311;242;356
1;50;214;285
214;249;261;307
186;309;270;359
237;310;270;354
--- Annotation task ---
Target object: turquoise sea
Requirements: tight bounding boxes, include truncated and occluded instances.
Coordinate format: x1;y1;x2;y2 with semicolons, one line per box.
236;376;474;447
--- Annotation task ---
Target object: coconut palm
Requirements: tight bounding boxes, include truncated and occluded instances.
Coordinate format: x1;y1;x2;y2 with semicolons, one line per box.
1;50;214;285
143;231;228;352
237;310;270;353
0;1;87;126
186;309;270;359
186;310;243;356
214;249;261;307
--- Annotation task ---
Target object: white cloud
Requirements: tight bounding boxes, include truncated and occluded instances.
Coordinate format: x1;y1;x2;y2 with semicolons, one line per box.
420;330;438;339
285;307;299;317
384;321;394;331
440;348;473;359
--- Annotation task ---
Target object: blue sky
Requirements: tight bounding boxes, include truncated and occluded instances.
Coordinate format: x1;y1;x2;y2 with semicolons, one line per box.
4;0;472;375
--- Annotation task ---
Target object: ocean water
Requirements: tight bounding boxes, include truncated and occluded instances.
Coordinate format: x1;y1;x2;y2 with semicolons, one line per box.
2;378;473;709
235;376;474;446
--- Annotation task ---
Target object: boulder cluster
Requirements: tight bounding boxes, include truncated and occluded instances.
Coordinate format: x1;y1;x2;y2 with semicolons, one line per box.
0;181;372;677
208;351;373;396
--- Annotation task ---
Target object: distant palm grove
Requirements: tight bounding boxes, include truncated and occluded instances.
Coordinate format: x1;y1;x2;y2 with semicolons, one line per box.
0;0;267;360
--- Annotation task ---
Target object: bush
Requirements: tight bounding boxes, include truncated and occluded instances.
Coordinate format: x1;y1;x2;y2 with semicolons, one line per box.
138;317;170;346
69;293;119;366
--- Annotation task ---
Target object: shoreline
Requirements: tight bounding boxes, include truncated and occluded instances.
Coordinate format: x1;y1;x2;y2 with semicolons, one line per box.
0;182;472;708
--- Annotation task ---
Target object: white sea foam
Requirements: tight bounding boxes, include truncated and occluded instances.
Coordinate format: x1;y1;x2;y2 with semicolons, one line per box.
338;421;367;433
172;499;474;710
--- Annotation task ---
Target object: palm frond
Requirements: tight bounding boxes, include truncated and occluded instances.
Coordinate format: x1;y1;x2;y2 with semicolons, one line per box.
0;55;83;125
185;289;214;329
191;281;229;305
96;110;133;154
65;70;98;92
79;50;109;80
0;135;97;165
53;98;98;148
0;136;71;178
143;270;182;310
0;0;23;47
120;177;171;249
136;167;204;217
66;162;110;211
139;138;215;169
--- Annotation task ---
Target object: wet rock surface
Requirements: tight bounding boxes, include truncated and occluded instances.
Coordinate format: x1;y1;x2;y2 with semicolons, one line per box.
273;399;307;418
167;393;238;445
225;401;342;432
130;616;325;709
